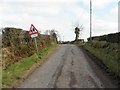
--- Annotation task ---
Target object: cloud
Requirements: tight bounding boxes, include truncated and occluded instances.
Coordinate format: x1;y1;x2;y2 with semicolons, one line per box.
2;0;80;3
82;0;119;9
0;0;118;41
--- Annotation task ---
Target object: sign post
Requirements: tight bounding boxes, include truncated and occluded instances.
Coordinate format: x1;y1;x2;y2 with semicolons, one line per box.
34;37;38;53
28;24;39;53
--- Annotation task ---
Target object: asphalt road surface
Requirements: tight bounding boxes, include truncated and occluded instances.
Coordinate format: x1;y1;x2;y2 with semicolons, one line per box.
18;44;115;88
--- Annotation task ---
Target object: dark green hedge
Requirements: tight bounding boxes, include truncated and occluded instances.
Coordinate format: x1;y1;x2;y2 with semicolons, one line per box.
88;32;120;43
2;27;58;69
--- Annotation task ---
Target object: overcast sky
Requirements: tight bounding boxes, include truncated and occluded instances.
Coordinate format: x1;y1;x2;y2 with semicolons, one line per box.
0;0;119;41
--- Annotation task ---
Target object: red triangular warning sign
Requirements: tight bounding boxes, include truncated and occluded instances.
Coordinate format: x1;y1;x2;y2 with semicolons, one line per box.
28;24;39;35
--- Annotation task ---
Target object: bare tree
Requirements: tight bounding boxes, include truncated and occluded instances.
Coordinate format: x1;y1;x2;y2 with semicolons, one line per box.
73;23;83;41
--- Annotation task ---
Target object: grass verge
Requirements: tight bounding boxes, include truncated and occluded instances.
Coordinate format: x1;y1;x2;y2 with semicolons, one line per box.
84;41;120;77
2;44;57;88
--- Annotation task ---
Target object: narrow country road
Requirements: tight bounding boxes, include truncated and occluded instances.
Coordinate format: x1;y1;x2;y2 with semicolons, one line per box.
18;44;115;88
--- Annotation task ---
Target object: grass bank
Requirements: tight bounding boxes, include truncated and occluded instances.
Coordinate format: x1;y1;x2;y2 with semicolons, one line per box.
84;41;120;77
2;44;57;88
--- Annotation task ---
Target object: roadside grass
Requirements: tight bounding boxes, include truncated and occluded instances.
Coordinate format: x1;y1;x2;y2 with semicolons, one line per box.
2;44;57;88
84;41;120;77
0;67;2;89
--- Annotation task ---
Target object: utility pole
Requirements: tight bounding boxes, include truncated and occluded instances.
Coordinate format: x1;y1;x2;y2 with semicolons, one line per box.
90;0;92;41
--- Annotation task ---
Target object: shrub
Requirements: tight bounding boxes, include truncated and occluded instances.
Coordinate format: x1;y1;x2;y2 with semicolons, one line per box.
90;40;109;48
